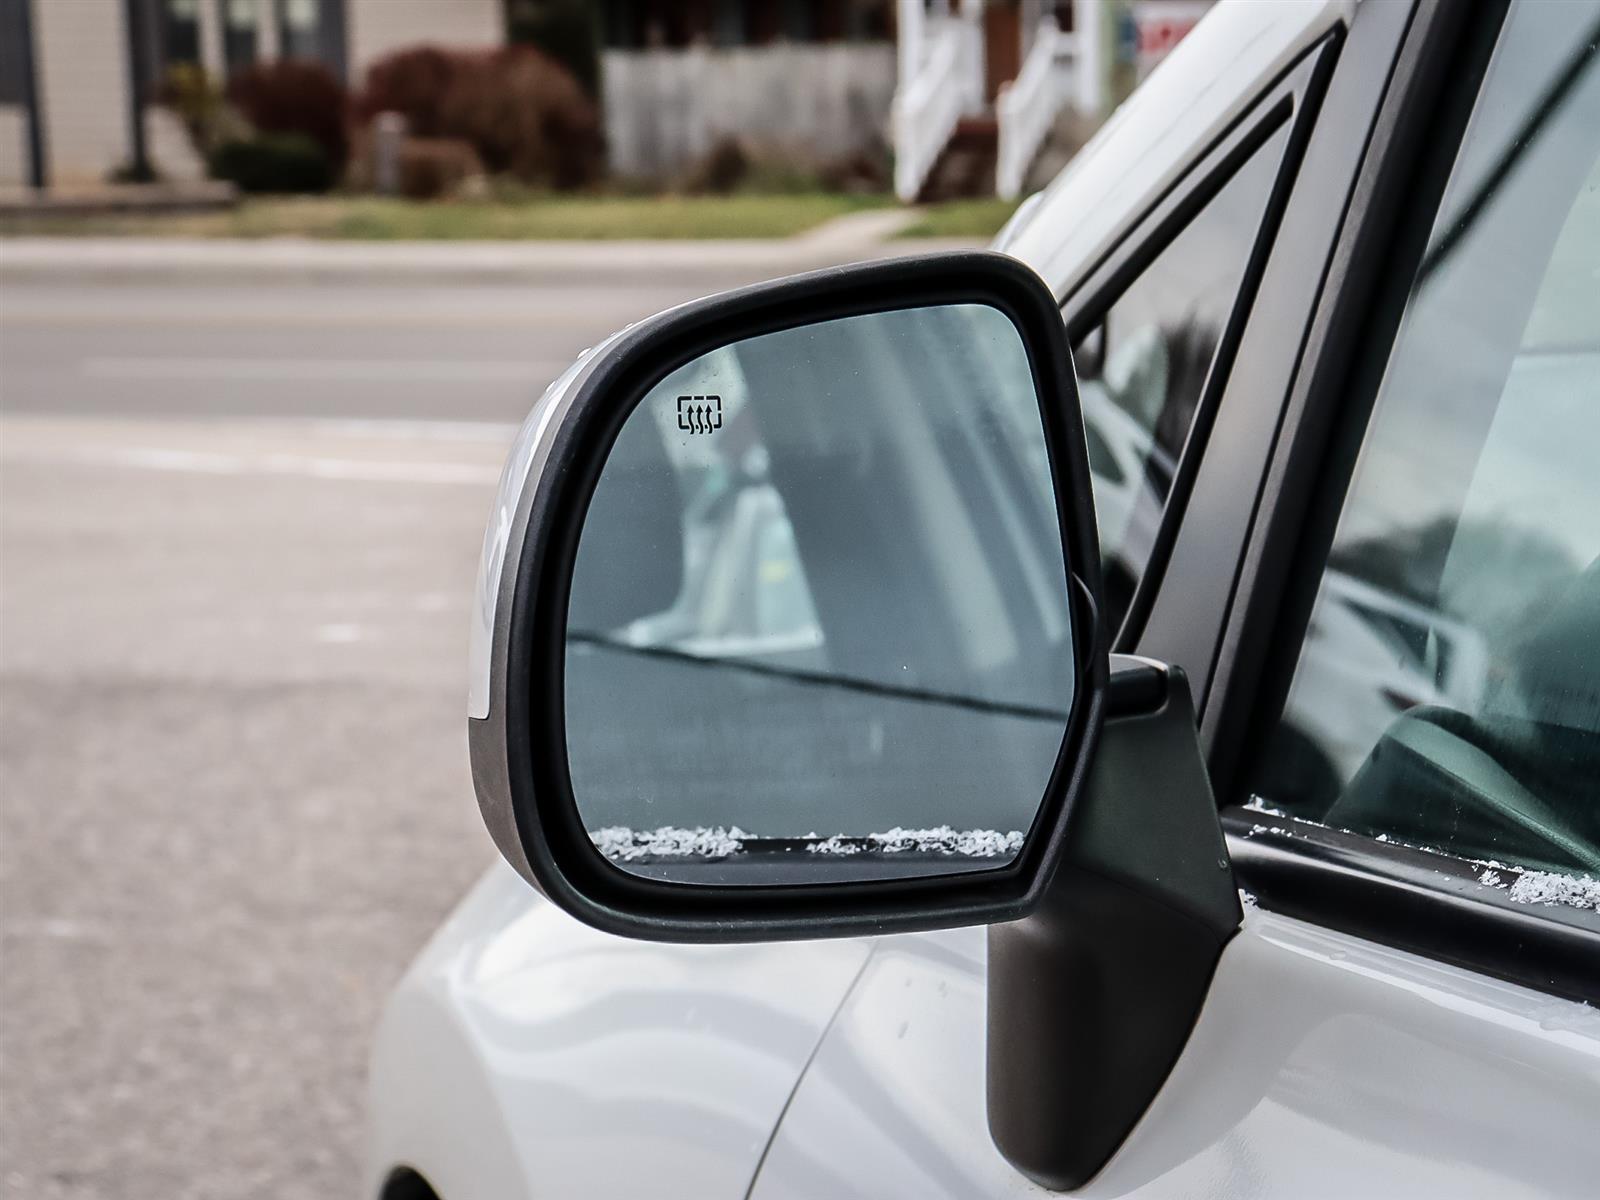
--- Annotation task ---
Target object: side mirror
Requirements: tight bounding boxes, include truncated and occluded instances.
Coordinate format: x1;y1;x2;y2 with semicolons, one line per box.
468;252;1242;1190
470;253;1106;937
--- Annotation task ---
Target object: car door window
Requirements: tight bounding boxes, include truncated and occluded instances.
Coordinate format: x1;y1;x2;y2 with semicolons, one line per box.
1076;121;1290;628
1253;0;1600;881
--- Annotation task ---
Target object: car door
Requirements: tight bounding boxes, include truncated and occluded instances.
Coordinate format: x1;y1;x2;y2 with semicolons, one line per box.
747;3;1599;1197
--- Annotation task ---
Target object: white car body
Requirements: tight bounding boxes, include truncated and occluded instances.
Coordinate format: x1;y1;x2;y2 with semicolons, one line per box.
370;854;1598;1200
368;2;1600;1196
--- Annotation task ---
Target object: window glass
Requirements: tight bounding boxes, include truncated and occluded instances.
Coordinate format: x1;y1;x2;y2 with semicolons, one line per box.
280;0;345;75
162;0;201;68
0;0;29;107
1077;122;1288;627
223;0;258;75
1255;0;1600;879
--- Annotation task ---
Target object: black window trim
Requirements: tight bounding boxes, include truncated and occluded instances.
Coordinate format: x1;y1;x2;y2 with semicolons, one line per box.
1225;810;1598;1001
1204;0;1600;1002
1058;35;1340;653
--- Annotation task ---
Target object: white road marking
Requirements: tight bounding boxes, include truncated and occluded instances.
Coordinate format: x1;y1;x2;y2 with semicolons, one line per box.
82;356;559;383
0;306;664;330
2;444;502;485
6;918;112;942
305;418;519;442
315;623;366;644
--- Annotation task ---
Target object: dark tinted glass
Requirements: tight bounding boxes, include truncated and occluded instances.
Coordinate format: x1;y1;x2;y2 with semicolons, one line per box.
280;0;342;69
0;0;30;105
223;0;258;75
1077;122;1288;627
162;0;202;68
1255;0;1600;884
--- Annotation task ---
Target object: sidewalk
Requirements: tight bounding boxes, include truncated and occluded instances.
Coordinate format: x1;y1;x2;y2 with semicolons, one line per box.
0;210;984;286
0;182;236;218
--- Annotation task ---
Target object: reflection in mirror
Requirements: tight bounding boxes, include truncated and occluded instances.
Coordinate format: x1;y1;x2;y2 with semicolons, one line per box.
564;304;1077;884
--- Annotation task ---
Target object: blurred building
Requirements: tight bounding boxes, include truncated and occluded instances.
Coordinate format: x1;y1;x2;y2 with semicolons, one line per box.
1129;0;1210;78
0;0;503;188
0;0;1211;196
596;0;1212;197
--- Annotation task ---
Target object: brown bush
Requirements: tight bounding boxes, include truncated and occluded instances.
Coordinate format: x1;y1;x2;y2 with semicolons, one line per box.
678;137;751;195
396;137;485;200
676;137;875;197
818;145;891;195
353;45;458;137
356;44;603;190
226;59;350;170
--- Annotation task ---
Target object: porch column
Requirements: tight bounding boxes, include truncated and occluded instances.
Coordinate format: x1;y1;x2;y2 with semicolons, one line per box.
1072;0;1103;116
897;0;923;91
197;0;225;77
255;0;280;61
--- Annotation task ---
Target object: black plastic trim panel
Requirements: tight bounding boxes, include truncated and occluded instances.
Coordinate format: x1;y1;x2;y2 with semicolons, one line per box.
1137;0;1415;705
992;662;1241;1190
1059;39;1339;653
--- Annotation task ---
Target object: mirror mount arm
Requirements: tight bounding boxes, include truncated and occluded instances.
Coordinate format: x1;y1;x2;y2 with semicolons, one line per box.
987;656;1242;1191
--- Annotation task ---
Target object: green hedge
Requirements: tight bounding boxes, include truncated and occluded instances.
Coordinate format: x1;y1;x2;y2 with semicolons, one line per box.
209;134;334;194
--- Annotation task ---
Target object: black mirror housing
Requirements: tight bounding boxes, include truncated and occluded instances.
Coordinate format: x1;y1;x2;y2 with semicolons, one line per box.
468;251;1110;942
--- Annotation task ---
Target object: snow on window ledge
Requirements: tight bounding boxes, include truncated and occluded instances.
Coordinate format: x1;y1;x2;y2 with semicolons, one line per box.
1477;865;1600;914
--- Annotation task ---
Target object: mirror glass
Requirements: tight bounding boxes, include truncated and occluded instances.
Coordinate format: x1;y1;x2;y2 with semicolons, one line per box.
564;304;1078;884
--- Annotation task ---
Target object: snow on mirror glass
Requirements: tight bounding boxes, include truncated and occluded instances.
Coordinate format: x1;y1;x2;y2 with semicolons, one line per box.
564;304;1077;884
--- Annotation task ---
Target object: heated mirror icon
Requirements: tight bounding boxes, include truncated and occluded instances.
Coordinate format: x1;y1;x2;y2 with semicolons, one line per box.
676;394;723;435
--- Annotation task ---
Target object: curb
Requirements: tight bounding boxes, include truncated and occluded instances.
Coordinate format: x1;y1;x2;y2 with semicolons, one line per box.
0;214;984;287
0;182;237;218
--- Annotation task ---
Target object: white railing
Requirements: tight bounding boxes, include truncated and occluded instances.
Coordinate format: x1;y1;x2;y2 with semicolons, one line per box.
892;12;984;203
995;22;1079;200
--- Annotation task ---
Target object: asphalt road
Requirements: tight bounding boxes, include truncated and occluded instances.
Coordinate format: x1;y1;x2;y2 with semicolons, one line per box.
0;262;820;1199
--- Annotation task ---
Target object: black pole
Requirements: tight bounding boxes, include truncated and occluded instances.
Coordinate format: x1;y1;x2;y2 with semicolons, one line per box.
326;0;350;84
121;0;153;180
13;0;46;188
